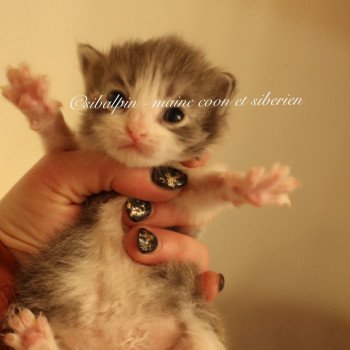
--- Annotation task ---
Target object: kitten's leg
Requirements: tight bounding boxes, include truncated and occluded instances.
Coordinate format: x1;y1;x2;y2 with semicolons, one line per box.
176;163;299;232
3;308;59;350
224;163;300;207
1;64;77;152
174;324;226;350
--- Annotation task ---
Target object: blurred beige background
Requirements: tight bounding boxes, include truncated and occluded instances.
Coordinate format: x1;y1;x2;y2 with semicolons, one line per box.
0;1;349;349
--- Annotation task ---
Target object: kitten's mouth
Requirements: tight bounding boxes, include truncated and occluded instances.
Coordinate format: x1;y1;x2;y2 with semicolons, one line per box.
119;141;153;156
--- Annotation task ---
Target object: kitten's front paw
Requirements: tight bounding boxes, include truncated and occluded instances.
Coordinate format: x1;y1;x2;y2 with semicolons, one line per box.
3;308;58;350
230;163;300;207
2;64;62;131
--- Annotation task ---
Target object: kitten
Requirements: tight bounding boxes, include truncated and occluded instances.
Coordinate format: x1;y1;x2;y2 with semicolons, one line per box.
1;36;299;350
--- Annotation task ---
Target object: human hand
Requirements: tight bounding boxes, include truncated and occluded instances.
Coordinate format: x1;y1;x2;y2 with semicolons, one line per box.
0;150;181;262
0;150;223;303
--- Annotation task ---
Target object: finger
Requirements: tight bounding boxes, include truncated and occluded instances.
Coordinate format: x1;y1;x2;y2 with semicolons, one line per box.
33;151;188;204
124;226;209;273
122;199;190;228
199;271;225;302
181;152;210;168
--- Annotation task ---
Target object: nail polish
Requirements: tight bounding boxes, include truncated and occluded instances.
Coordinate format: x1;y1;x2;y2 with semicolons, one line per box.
151;166;188;190
137;228;158;254
218;273;225;292
126;198;152;222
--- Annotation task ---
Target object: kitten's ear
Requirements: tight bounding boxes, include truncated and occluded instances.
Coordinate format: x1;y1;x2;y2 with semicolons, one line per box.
78;44;104;77
221;72;236;100
217;72;236;115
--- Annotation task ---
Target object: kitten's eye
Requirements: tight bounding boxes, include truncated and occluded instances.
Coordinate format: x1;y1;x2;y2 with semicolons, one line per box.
163;108;185;123
107;90;128;108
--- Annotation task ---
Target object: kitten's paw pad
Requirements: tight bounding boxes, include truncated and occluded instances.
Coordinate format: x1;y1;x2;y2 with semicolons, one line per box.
2;64;62;130
4;308;58;350
231;163;300;207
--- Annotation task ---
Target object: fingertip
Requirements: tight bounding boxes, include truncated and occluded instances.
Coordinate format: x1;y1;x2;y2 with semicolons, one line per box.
124;226;209;272
124;226;162;265
200;271;224;302
181;152;210;168
110;165;183;202
122;200;189;229
124;198;153;224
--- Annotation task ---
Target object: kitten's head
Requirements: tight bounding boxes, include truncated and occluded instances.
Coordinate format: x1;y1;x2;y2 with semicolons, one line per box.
78;36;235;167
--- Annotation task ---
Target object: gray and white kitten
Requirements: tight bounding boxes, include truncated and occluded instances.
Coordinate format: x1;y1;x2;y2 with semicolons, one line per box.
1;36;298;350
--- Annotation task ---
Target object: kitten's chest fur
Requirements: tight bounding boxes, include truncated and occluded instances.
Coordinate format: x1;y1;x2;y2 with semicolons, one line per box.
15;194;205;349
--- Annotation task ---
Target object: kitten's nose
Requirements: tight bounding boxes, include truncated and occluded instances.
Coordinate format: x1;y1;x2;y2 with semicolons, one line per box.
126;125;147;142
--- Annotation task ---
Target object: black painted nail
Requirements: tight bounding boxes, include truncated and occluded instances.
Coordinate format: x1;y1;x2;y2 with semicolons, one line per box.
151;166;188;190
137;228;158;254
218;273;225;292
126;198;152;222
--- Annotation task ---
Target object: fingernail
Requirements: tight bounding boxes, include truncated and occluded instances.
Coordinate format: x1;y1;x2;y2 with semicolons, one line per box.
151;166;188;190
137;228;158;254
126;198;152;222
218;273;225;292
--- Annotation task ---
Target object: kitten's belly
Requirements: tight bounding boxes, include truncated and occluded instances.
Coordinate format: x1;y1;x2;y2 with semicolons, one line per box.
55;316;182;350
42;197;185;349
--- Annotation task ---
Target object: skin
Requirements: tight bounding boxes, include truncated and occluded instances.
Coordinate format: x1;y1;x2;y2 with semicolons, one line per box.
0;150;221;304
